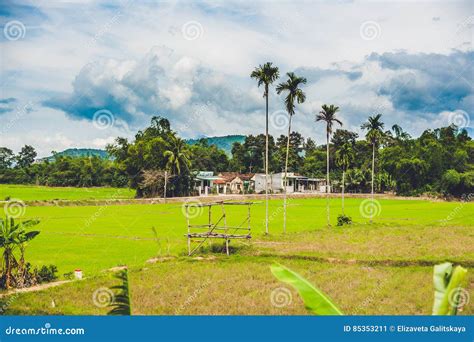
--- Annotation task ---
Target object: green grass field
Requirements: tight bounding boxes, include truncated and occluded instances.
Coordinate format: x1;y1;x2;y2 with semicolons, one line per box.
0;184;135;201
0;185;472;315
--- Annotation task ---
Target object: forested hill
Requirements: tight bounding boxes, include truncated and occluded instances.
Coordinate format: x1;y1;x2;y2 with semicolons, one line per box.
186;135;245;155
40;135;244;161
41;148;109;161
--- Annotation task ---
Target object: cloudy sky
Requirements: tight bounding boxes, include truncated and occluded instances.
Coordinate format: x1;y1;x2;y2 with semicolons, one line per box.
0;0;473;157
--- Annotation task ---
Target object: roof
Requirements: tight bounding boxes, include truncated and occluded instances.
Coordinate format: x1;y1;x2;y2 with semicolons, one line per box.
217;172;255;182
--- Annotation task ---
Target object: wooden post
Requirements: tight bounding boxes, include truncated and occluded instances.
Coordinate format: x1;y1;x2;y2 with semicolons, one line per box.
186;205;190;256
226;239;229;256
208;205;212;228
247;203;251;235
164;170;167;203
222;203;227;234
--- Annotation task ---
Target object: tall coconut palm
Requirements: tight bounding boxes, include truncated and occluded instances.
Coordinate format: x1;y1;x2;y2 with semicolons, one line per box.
361;114;385;222
251;62;279;235
335;142;353;215
164;135;190;176
164;135;191;197
276;72;307;233
316;104;342;227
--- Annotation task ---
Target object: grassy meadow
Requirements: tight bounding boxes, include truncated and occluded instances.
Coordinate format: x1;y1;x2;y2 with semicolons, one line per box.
0;185;473;315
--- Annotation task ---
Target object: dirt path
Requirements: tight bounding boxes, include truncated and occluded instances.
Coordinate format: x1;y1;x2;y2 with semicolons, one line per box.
0;280;74;298
1;192;442;207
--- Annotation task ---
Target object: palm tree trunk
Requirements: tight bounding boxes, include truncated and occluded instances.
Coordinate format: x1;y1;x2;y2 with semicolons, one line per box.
283;114;292;234
163;171;167;203
326;130;330;227
342;170;345;215
371;142;375;223
265;84;269;235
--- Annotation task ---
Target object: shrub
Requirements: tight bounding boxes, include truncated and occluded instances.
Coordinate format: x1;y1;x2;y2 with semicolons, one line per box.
36;265;58;283
337;214;352;226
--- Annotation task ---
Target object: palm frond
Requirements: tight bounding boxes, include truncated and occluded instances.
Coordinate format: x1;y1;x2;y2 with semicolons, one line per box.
107;269;132;316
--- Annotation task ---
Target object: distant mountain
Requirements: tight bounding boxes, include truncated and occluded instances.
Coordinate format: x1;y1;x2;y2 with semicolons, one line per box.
40;148;109;162
186;135;245;155
39;136;246;161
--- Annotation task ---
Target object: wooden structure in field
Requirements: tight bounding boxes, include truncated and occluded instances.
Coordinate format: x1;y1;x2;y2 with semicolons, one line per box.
185;201;253;256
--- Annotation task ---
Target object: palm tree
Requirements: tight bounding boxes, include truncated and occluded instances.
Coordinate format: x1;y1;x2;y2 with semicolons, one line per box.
316;104;342;227
361;114;385;222
251;63;279;235
163;135;191;197
335;142;353;215
276;72;307;233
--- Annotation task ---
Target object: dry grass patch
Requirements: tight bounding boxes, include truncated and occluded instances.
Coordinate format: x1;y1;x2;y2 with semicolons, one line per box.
4;258;471;315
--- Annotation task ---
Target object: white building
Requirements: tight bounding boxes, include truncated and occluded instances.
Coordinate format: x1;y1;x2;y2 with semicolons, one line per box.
253;173;327;194
194;171;221;196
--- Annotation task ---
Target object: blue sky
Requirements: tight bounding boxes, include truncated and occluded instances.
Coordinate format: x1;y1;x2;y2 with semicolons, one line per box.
0;0;473;157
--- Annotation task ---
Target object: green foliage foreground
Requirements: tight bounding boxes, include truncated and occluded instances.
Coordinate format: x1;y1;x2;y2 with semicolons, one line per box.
271;262;468;316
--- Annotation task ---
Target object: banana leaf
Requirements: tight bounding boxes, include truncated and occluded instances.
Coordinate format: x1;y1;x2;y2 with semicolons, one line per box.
432;262;468;315
271;263;343;315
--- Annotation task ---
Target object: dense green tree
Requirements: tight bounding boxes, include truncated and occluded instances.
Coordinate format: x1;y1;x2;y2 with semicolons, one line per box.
16;145;37;169
0;148;15;171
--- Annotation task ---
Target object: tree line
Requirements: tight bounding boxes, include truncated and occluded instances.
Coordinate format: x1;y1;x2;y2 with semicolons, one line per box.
0;116;471;198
